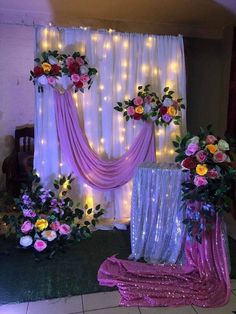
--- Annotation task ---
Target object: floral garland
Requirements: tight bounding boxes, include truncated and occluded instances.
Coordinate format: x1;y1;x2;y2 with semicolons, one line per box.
114;85;185;127
174;126;235;242
2;173;104;258
29;50;97;93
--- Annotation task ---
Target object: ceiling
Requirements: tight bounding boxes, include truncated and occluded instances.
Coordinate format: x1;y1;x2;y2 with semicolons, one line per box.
0;0;236;38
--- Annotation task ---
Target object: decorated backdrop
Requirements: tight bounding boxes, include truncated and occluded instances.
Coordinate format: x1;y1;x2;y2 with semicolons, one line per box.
34;26;186;222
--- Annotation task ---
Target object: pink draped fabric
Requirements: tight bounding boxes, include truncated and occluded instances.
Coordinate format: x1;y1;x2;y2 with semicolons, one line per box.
54;90;156;191
98;216;231;307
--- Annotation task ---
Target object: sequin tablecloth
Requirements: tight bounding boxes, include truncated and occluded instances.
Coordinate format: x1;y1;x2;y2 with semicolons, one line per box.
130;162;186;264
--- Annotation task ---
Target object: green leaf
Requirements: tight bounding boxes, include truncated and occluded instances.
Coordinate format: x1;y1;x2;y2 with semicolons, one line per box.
87;208;92;215
138;85;142;90
163;86;169;92
172;141;179;148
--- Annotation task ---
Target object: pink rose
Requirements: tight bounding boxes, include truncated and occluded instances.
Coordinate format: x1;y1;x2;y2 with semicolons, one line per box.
42;230;57;242
127;106;135;116
172;100;178;109
34;239;47;252
66;56;75;66
23;209;36;218
59;224;71;235
47;76;56;86
80;74;90;83
193;175;208;187
144;95;152;104
208;168;219;179
71;73;80;82
213;151;227;163
21;221;34;234
50;220;60;231
195;150;207;163
76;57;85;66
206;135;217;144
185;143;199;156
133;96;143;106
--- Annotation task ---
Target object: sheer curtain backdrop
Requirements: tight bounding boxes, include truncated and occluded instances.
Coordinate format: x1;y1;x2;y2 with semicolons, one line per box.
34;26;186;223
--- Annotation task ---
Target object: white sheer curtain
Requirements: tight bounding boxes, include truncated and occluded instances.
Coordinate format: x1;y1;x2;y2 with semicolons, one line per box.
34;26;186;223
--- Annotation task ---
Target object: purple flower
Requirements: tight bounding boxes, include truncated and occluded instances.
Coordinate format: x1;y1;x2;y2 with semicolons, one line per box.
193;175;208;187
23;209;36;218
185;143;199;156
51;198;58;207
162;114;172;123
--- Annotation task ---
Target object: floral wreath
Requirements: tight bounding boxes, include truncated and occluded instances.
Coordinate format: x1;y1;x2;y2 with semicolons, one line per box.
114;85;185;127
30;50;97;93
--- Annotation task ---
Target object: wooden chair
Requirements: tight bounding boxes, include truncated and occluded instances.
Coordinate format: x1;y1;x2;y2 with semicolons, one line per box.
2;125;34;196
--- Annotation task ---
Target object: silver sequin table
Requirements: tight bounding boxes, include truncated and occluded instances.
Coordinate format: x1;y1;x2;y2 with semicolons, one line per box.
130;162;187;264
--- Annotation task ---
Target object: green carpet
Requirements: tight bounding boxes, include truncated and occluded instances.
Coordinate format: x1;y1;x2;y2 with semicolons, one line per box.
0;230;235;305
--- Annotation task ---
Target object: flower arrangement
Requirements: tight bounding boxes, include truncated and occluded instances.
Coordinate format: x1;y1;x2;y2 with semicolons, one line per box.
173;126;235;242
2;173;104;258
29;50;97;93
114;85;185;127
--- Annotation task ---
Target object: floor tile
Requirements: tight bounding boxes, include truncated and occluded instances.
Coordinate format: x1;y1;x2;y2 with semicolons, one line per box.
85;307;140;314
27;296;83;314
139;305;196;314
0;302;28;314
82;291;120;311
193;293;236;313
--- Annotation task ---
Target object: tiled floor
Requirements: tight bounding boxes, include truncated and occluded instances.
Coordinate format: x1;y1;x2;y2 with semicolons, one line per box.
0;280;236;314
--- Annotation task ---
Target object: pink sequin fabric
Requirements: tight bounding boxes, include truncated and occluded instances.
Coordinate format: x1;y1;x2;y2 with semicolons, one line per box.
98;217;231;307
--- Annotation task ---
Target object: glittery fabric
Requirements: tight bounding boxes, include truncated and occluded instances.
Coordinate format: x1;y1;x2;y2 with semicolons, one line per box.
98;215;231;307
130;162;186;264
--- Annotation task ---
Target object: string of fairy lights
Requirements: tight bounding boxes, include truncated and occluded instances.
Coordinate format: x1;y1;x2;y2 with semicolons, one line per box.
37;24;182;212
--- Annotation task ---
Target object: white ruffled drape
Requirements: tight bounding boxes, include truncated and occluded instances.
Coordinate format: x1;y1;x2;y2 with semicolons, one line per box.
34;26;186;223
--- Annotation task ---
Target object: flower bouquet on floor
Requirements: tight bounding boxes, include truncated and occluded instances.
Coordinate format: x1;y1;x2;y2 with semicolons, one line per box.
2;172;104;259
114;84;185;126
173;126;236;242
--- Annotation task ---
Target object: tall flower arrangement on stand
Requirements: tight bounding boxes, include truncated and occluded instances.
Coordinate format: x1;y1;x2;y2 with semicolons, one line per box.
2;173;104;258
173;126;235;242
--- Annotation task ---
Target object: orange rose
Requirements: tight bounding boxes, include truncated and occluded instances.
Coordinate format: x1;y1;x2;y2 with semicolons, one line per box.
135;105;144;114
206;144;217;154
167;106;176;117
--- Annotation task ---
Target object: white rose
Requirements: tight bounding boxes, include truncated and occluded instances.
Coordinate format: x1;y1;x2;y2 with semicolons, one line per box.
218;139;229;151
151;102;157;109
189;136;200;144
20;235;33;247
144;104;152;113
48;55;58;65
80;65;89;74
37;75;48;85
163;98;173;107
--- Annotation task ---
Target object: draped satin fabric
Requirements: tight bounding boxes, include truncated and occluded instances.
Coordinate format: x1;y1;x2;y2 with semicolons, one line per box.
54;90;156;191
98;215;231;307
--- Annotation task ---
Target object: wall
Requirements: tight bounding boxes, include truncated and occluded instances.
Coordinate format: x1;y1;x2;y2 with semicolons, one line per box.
0;24;35;190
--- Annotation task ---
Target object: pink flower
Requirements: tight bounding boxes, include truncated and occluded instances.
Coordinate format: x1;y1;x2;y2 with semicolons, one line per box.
66;56;75;66
71;73;80;82
80;74;90;83
34;239;47;252
42;230;57;242
133;96;143;106
23;209;36;218
21;221;34;234
127;106;135;116
193;175;208;187
144;95;152;104
185;143;199;156
195;150;207;163
213;151;227;163
59;224;71;235
206;135;217;144
50;220;60;231
47;76;56;86
208;168;219;179
76;57;85;66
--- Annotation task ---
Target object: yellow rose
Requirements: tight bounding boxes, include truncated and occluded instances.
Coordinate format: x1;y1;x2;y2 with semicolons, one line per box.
167;106;176;117
135;105;144;114
206;144;217;154
42;62;52;73
196;164;208;176
35;219;48;231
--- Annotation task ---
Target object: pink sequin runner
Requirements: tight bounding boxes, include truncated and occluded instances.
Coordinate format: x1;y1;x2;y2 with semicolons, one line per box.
98;217;231;307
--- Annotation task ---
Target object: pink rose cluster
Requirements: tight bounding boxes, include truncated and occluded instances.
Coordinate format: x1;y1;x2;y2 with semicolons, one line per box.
180;133;230;187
